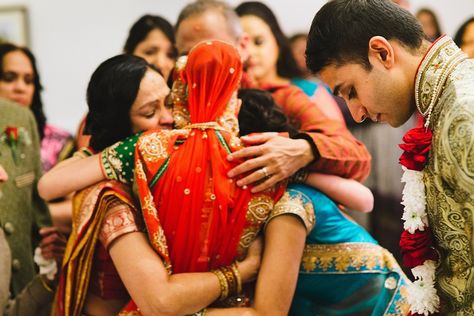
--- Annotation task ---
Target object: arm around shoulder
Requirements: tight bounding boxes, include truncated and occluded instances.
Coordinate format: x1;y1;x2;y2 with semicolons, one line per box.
38;154;103;201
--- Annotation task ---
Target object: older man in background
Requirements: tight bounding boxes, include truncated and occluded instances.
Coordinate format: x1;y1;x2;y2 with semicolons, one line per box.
174;0;371;190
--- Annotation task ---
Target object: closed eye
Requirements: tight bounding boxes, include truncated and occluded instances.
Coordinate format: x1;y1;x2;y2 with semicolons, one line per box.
144;111;156;118
348;86;357;100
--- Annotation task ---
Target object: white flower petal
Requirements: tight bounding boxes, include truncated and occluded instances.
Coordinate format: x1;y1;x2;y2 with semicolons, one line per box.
407;279;440;315
33;247;58;280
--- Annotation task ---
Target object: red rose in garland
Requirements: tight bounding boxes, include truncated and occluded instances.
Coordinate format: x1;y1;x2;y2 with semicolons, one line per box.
399;127;433;171
400;229;438;268
399;126;440;315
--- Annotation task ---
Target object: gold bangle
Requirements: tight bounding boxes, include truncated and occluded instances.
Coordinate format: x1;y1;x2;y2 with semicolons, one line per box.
220;266;237;297
73;147;93;159
39;275;54;293
189;308;207;316
211;268;229;301
230;262;242;295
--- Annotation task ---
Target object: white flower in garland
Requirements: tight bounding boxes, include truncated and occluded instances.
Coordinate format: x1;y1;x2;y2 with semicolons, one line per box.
401;167;429;233
412;260;437;281
400;166;440;315
407;261;439;315
399;126;440;315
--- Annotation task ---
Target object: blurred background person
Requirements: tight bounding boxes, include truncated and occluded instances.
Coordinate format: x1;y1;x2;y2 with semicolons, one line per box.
416;8;443;42
123;14;177;83
0;99;54;316
392;0;410;10
0;43;73;235
288;32;334;97
235;1;344;122
0;164;12;314
289;33;311;80
454;17;474;58
0;44;74;173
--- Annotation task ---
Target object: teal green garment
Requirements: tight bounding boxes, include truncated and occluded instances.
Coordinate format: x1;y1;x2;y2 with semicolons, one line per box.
290;78;332;97
0;100;51;297
288;184;409;316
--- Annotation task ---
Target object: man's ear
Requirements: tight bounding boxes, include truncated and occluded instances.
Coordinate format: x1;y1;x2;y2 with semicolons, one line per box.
368;36;395;69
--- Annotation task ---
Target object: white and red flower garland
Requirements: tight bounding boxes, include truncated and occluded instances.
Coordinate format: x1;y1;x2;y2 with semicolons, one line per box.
399;127;440;316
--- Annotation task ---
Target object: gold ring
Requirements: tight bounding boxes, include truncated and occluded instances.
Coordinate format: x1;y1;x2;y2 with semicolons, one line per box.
261;167;269;178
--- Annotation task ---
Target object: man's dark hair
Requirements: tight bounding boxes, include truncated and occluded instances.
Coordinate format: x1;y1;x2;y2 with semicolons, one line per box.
235;1;302;79
85;54;156;151
306;0;424;73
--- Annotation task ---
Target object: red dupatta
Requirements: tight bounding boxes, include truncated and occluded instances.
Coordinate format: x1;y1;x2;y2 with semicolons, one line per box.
136;41;253;273
120;40;284;315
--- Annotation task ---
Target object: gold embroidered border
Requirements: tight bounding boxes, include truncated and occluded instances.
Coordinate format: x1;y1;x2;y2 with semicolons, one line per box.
301;243;397;273
267;190;315;234
237;194;274;255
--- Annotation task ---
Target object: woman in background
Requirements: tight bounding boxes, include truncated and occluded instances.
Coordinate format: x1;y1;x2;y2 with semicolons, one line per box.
123;14;177;82
454;17;474;58
289;33;311;80
235;1;344;123
0;43;74;235
0;43;74;172
415;8;443;42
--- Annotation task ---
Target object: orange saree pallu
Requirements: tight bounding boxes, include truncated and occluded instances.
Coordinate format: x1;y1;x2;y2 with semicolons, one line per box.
116;41;284;314
54;181;136;316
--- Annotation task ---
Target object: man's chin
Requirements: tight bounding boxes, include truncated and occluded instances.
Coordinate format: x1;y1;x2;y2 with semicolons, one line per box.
389;119;408;128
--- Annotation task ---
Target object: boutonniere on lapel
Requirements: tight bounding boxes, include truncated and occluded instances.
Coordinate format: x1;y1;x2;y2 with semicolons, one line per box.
1;126;31;163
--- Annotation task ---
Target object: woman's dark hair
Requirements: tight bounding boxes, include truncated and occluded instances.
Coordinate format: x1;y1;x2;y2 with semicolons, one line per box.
454;17;474;47
0;43;46;139
124;14;177;57
85;54;153;151
416;8;442;41
238;88;295;136
235;1;303;79
306;0;424;73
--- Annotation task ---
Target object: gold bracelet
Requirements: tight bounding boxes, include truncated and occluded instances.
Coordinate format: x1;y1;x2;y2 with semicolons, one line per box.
39;275;54;293
211;268;229;301
230;262;242;295
73;147;93;159
220;266;237;297
189;308;207;316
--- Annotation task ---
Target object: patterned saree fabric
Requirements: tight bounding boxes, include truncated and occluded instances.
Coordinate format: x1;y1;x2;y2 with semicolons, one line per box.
55;181;136;316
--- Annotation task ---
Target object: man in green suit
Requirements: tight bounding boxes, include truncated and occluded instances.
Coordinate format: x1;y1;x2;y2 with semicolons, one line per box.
0;99;54;314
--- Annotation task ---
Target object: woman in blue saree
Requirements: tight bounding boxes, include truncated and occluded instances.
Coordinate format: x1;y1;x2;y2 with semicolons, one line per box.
238;88;410;316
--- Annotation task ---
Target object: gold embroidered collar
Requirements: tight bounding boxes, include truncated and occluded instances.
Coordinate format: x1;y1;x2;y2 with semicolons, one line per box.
414;36;466;127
